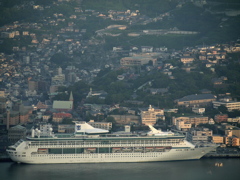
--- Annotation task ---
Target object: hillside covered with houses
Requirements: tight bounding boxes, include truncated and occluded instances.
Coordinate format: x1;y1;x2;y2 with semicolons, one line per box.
1;0;240;157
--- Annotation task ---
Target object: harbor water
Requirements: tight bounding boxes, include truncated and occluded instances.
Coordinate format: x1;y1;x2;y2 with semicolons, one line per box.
1;158;240;180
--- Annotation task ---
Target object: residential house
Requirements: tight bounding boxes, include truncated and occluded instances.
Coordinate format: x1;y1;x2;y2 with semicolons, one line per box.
86;88;108;99
148;88;168;95
180;56;195;64
52;112;72;123
141;46;153;53
36;101;48;110
214;114;228;123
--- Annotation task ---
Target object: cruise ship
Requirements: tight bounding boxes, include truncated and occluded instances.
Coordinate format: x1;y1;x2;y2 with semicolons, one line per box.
7;121;216;164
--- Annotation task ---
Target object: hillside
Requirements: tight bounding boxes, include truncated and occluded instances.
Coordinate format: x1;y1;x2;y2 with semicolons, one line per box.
0;0;239;49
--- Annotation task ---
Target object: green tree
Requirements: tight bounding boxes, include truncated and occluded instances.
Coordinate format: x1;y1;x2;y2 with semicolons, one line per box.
50;53;73;68
62;117;74;124
218;105;228;114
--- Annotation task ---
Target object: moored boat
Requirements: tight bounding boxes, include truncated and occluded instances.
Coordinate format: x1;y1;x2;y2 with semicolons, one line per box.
6;121;216;164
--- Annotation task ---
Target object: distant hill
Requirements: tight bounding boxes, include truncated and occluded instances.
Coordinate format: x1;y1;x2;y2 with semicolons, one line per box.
0;0;239;49
81;0;240;47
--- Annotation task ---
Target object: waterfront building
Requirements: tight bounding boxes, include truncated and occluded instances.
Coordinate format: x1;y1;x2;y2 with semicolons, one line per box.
88;120;112;130
8;125;26;143
224;130;240;146
108;114;139;125
141;105;164;125
224;127;240;139
187;128;213;144
3;106;32;126
176;120;191;131
211;135;224;144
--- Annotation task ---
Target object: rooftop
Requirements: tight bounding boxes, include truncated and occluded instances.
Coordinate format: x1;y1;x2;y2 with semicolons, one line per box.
177;94;216;102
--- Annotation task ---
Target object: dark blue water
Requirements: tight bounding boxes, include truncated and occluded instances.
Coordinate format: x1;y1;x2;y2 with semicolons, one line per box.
1;159;239;180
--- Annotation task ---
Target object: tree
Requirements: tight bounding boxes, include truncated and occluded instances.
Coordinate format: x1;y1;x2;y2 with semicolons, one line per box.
106;116;116;131
52;92;69;101
50;53;73;67
62;118;74;124
218;105;228;114
106;116;116;123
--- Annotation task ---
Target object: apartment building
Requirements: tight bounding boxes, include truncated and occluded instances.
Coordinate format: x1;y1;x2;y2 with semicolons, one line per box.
213;99;240;112
172;116;209;126
225;130;240;146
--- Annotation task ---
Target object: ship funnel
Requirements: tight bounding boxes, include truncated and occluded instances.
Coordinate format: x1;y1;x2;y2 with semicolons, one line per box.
148;125;162;133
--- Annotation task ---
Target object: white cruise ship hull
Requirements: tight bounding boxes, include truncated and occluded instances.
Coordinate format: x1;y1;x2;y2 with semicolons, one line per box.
8;146;214;164
7;121;217;164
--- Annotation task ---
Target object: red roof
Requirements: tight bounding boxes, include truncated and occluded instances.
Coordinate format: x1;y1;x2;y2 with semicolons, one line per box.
53;113;72;118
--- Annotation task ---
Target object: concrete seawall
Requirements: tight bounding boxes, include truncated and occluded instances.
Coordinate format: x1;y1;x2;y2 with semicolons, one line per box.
204;153;240;158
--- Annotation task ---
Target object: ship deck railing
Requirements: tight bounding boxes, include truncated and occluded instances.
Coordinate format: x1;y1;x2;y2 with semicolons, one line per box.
27;140;185;148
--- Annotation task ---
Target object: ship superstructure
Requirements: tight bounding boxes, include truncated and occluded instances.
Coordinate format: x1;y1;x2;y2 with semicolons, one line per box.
7;121;216;164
